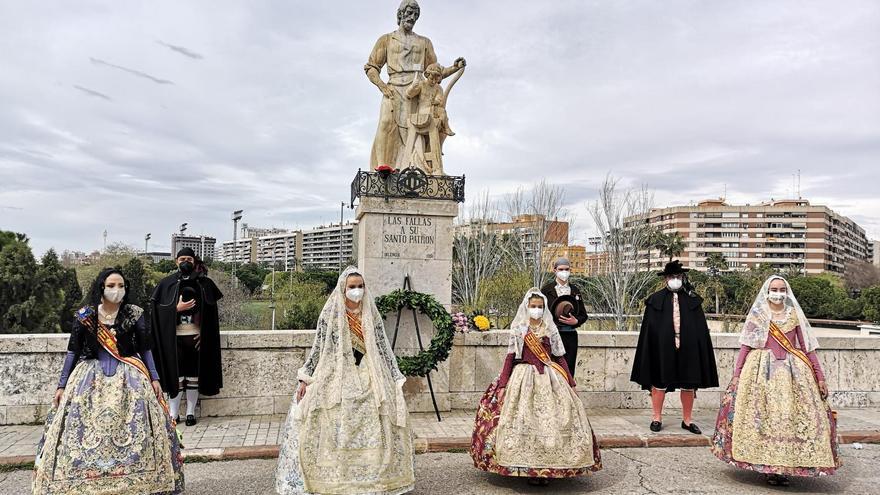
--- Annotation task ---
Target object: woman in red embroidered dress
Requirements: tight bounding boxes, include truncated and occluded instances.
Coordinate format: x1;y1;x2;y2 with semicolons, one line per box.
712;275;840;486
471;288;601;486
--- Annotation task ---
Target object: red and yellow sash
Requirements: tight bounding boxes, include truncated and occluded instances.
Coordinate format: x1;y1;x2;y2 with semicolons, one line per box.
91;320;172;418
523;330;571;384
768;321;814;376
346;312;367;355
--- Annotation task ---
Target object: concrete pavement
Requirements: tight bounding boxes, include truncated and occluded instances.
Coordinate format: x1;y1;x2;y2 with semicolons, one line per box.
3;446;878;494
5;408;880;466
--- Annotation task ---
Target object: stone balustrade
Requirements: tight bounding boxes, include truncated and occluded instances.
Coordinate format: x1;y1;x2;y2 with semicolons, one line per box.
2;329;879;425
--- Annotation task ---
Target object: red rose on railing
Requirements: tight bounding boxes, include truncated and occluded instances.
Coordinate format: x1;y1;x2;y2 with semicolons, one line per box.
376;164;396;179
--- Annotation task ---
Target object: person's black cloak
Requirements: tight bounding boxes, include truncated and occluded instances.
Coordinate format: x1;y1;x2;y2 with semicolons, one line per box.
630;288;718;391
150;270;224;397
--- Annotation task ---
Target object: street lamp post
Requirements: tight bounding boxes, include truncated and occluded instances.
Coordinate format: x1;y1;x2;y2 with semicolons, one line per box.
270;238;277;331
339;201;344;272
232;210;243;289
144;233;151;257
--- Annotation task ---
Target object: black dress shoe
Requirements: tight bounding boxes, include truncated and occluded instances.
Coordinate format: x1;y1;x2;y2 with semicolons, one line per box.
186;415;197;426
649;421;662;432
681;421;701;434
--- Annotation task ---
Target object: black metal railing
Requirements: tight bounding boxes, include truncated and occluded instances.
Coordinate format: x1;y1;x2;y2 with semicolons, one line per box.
350;167;465;207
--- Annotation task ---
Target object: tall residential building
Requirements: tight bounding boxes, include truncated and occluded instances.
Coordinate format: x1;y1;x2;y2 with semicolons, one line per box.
454;214;569;265
583;251;610;276
241;224;289;239
256;231;298;270
626;199;870;274
219;223;356;271
299;223;357;271
171;234;216;261
871;240;880;268
219;237;257;264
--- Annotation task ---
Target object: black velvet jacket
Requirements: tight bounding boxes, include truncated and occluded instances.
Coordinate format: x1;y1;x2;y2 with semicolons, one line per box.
68;305;150;359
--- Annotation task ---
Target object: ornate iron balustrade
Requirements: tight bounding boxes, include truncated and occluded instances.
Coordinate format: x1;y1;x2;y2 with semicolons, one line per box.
350;167;465;207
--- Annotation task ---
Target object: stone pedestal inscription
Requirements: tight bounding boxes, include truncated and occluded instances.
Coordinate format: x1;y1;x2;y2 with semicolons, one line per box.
382;214;437;259
357;196;459;412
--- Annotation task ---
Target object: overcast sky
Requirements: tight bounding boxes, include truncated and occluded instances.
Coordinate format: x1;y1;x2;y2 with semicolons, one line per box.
1;0;878;256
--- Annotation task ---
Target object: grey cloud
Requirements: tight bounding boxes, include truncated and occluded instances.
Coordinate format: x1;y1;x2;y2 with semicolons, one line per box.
0;0;877;255
155;40;204;60
72;85;112;101
89;57;174;85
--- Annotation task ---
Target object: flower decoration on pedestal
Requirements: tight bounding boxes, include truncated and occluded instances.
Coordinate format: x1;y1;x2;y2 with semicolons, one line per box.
376;164;396;179
452;312;471;333
472;313;491;331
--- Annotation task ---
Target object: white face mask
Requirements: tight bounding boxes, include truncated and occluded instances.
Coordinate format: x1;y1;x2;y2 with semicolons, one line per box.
103;287;125;304
768;292;787;304
346;288;365;303
528;307;544;320
666;278;683;291
556;270;570;282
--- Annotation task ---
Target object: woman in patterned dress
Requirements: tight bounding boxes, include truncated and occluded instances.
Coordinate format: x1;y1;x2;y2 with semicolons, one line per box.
275;267;414;495
712;275;840;486
33;268;183;494
471;288;601;486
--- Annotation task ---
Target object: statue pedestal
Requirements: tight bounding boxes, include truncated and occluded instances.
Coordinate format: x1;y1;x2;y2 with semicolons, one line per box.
356;196;459;412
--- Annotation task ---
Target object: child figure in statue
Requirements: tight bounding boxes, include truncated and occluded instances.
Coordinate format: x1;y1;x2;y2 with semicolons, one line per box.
405;63;455;144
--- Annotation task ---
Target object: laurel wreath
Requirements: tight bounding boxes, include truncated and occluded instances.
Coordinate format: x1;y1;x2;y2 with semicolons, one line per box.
375;289;455;377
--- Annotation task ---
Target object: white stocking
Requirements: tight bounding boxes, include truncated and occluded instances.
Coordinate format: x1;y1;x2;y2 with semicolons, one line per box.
185;386;199;416
170;392;183;419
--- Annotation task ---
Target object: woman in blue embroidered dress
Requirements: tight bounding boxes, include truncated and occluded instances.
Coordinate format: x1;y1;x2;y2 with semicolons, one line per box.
33;268;183;495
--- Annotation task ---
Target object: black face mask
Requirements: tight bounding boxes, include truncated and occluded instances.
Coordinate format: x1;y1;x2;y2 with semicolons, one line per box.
179;261;194;275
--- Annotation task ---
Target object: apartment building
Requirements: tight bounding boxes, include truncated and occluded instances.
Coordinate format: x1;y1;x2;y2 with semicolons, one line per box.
626;199;870;274
220;223;356;271
170;234;216;261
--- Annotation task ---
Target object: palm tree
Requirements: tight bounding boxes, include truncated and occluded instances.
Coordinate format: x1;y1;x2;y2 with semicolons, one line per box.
644;226;664;271
658;231;686;262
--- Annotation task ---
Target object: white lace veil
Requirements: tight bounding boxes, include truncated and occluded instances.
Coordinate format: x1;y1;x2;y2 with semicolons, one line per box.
295;266;408;427
739;275;819;352
507;287;566;358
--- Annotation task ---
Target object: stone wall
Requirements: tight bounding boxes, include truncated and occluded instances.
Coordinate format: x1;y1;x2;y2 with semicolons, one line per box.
2;330;879;425
448;330;880;411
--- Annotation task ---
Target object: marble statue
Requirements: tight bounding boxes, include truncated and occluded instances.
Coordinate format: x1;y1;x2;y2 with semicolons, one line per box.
364;0;466;175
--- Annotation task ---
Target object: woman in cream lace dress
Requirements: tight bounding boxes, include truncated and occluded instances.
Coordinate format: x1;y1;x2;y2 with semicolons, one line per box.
275;267;414;495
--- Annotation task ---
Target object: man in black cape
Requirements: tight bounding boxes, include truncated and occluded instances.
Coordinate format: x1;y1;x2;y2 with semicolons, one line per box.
150;248;223;426
631;260;718;434
541;257;589;376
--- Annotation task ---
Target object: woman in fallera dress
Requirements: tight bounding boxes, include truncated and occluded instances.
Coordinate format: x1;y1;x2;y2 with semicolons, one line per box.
33;268;183;495
712;275;840;486
275;267;414;495
471;288;601;486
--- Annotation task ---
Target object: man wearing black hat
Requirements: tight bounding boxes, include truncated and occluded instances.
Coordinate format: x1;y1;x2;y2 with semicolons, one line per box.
541;257;589;377
631;260;718;434
150;248;223;426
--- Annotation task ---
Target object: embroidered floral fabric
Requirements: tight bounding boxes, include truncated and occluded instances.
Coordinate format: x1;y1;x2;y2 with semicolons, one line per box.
276;267;414;495
33;360;184;494
471;314;601;479
712;275;840;477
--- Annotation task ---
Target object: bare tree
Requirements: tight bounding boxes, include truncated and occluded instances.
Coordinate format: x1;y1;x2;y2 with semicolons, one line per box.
582;174;656;330
844;260;880;292
504;180;570;287
452;191;507;310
